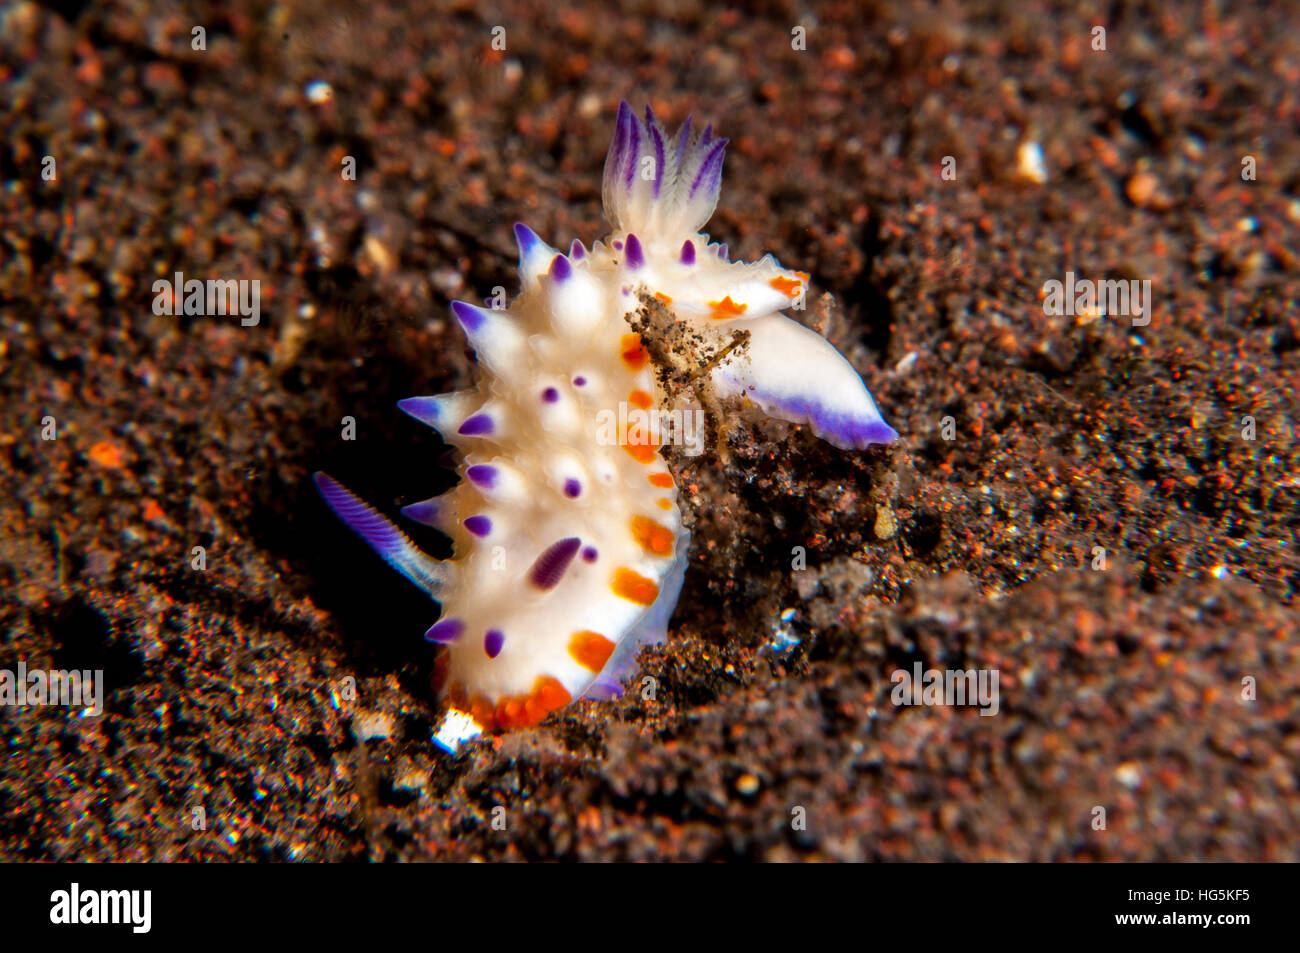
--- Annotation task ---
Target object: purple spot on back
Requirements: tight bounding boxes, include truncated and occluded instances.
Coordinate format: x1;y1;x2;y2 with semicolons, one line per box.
463;515;492;537
466;465;498;489
564;478;581;498
458;413;494;436
625;233;644;269
528;537;582;590
542;387;560;403
425;618;464;644
613;240;623;251
573;376;587;387
581;546;598;563
680;240;695;265
484;629;504;659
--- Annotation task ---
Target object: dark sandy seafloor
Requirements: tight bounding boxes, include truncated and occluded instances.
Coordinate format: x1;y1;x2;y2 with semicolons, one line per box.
1;0;1296;861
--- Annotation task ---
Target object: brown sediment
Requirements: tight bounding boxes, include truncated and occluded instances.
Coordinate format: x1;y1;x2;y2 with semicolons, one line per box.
0;0;1295;862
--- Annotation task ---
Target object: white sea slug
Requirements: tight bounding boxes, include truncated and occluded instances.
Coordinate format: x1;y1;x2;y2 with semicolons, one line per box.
315;102;897;751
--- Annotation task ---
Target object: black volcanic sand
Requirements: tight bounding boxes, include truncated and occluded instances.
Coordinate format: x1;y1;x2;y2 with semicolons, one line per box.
1;0;1296;860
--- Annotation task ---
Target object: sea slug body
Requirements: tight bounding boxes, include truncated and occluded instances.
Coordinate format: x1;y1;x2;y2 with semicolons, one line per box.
315;102;897;751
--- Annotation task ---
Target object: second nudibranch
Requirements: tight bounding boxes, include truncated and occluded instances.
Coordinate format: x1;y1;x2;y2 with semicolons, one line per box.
315;101;896;751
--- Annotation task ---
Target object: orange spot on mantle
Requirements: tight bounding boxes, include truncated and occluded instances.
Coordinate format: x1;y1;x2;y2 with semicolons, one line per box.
620;333;648;370
770;275;804;297
447;675;572;732
708;296;748;319
628;389;654;409
623;442;659;464
612;568;659;605
631;515;675;556
623;408;660;462
648;472;675;488
569;630;616;673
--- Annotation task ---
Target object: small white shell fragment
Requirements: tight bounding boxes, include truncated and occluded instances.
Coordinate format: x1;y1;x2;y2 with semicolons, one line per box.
305;80;334;104
1015;140;1048;184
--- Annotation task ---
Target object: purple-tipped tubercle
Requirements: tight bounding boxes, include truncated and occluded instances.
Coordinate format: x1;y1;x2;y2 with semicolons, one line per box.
513;222;544;261
400;499;441;526
397;395;442;427
463;515;492;537
458;413;494;436
625;233;645;269
484;629;505;659
425;618;465;644
680;240;695;265
451;300;488;334
466;464;498;489
549;254;572;282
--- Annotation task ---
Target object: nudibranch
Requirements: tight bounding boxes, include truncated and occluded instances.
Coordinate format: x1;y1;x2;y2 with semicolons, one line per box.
315;102;896;752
